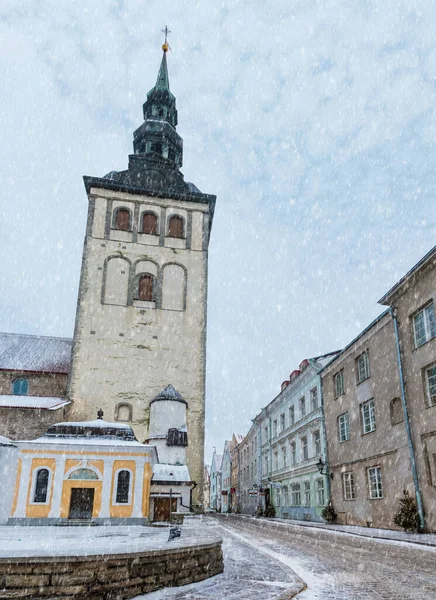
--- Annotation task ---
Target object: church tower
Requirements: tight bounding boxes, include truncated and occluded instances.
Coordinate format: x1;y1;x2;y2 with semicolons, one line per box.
68;40;215;508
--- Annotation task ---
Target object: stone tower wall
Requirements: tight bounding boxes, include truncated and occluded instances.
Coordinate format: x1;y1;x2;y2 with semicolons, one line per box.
68;187;210;507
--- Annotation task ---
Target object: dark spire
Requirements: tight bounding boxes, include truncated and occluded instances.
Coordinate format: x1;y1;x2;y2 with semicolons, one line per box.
155;52;170;90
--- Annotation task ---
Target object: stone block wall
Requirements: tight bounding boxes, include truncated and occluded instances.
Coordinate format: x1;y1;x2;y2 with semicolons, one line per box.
0;541;223;599
0;405;71;441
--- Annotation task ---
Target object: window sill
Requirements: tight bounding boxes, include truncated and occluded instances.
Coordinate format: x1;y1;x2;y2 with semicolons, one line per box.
361;429;376;436
339;439;350;444
356;376;371;386
133;300;156;309
413;335;436;351
369;496;384;500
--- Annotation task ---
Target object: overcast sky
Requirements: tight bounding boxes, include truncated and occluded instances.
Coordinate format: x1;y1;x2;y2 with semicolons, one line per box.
1;1;436;461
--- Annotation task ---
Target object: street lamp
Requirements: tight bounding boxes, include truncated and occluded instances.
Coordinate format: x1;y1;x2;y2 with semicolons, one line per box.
317;458;333;479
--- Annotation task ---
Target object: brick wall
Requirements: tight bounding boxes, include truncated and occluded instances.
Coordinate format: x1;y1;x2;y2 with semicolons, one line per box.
0;371;68;397
0;540;223;599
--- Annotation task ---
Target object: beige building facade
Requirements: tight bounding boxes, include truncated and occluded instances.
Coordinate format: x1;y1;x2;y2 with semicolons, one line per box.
68;49;215;507
322;311;413;528
379;244;436;531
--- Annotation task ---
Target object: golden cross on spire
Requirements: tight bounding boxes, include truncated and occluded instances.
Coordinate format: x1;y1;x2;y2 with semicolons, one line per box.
162;25;171;52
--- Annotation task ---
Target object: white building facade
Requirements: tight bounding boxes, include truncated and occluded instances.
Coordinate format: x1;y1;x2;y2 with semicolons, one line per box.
257;355;339;521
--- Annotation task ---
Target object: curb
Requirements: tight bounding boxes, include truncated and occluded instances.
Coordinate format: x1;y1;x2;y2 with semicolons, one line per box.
215;513;436;549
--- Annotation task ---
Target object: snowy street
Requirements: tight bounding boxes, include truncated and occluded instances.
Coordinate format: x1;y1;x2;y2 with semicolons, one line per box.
138;516;436;599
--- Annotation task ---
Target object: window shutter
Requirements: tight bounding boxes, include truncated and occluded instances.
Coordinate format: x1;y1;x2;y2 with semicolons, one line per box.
115;209;130;231
138;275;153;301
169;216;184;238
142;213;157;235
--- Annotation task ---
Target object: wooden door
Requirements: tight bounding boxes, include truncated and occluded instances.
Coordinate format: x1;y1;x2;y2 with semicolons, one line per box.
153;498;177;522
69;488;94;519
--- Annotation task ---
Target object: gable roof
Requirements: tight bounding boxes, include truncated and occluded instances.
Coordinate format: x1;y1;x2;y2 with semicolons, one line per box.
0;396;70;411
0;332;72;374
378;244;436;305
213;454;223;471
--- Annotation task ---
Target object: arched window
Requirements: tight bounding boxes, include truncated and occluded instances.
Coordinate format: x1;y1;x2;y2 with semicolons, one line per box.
116;403;132;422
115;470;131;504
114;208;131;231
390;397;404;425
12;378;28;395
168;215;184;238
33;468;50;503
137;274;154;302
141;212;158;235
68;468;99;480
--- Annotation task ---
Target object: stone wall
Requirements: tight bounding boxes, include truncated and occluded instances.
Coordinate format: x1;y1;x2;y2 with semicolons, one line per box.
0;540;223;599
0;405;71;441
0;372;68;398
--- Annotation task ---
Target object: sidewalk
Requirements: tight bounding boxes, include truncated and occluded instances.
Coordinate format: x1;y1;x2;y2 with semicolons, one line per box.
260;515;436;548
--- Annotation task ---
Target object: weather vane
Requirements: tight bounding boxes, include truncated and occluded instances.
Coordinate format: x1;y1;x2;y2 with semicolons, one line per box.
162;25;171;53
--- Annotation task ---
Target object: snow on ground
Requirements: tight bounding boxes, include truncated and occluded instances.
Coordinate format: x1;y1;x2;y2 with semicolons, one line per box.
0;518;220;558
134;518;304;600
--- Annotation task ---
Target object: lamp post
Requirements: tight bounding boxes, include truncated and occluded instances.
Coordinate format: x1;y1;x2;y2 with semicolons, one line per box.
316;458;333;479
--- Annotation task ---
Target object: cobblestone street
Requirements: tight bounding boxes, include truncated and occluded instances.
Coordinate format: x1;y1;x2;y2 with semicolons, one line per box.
140;516;436;599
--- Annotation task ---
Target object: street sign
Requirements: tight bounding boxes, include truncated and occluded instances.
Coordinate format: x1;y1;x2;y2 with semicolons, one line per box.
248;490;258;496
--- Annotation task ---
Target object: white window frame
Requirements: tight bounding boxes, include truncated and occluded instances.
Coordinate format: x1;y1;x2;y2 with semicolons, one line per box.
291;483;301;506
334;370;345;398
299;397;306;419
290;442;296;465
426;363;436;407
361;399;376;434
368;466;383;499
413;302;436;348
273;420;278;438
29;467;53;505
301;436;308;461
342;471;355;500
338;412;350;442
310;387;319;411
276;488;281;507
357;351;370;383
112;468;134;506
313;430;321;456
280;413;286;431
316;478;326;506
289;405;295;426
304;481;311;506
282;486;289;506
281;445;287;468
274;451;279;471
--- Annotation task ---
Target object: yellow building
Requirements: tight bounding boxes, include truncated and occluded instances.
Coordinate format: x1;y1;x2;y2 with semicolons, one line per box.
8;415;157;524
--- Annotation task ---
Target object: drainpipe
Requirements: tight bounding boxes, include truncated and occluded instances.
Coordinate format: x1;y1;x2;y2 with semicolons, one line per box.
318;378;332;501
390;306;425;530
237;445;241;511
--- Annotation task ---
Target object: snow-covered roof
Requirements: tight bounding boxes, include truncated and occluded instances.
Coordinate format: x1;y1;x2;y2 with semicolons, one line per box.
26;437;150;448
0;434;15;447
150;384;187;405
52;419;130;430
41;418;137;442
0;396;70;411
0;332;72;373
234;433;244;444
152;464;191;482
